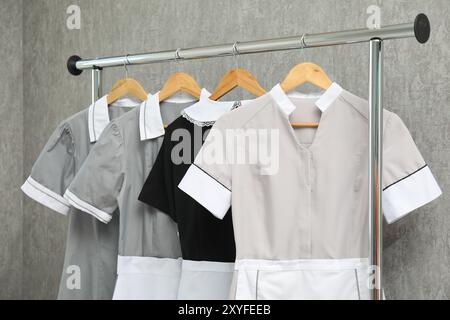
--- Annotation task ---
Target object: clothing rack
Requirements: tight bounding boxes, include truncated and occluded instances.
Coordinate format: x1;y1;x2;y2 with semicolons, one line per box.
67;13;431;301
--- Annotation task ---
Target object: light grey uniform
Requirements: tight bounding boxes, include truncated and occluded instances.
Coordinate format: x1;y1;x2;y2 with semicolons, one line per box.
179;83;442;300
21;96;140;299
64;93;197;299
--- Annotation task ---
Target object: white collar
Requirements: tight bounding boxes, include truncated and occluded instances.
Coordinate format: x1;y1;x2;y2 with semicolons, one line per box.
139;91;199;141
269;82;344;116
88;95;142;142
139;93;165;141
181;88;253;126
88;95;109;142
163;91;203;104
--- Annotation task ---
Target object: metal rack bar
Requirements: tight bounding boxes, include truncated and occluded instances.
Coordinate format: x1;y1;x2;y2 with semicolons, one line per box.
369;39;384;300
66;14;431;301
91;68;103;102
67;15;429;74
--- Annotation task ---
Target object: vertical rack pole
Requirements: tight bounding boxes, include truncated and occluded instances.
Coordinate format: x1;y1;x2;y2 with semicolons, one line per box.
368;38;383;301
91;68;103;104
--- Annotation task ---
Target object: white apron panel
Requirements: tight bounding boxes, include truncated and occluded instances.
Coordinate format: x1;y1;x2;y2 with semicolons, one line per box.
177;260;234;300
112;255;182;300
234;258;370;300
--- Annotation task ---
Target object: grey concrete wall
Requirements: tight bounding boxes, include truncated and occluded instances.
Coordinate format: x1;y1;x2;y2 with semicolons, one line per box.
4;0;448;299
0;0;23;300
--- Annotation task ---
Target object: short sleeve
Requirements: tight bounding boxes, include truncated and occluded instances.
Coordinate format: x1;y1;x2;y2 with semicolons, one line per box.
21;122;75;215
64;122;124;224
178;118;232;220
382;113;442;224
138;135;177;221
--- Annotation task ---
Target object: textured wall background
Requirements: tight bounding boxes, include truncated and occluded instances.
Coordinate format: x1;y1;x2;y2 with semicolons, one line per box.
0;0;448;299
0;0;23;300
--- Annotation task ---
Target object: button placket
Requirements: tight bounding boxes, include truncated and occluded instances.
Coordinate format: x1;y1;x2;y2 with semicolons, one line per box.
298;149;313;258
306;150;313;190
307;150;313;257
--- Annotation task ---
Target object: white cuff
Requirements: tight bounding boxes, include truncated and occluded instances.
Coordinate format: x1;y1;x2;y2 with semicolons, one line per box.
63;189;112;224
178;165;231;220
21;177;70;215
383;166;442;224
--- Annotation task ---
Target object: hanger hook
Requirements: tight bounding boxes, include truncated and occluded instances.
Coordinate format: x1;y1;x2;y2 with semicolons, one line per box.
232;41;240;69
174;48;182;62
298;34;308;62
299;33;307;49
232;41;240;56
123;54;130;78
173;48;182;73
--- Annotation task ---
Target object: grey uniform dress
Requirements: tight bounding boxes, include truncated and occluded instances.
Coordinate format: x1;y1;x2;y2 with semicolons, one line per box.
139;91;253;300
64;92;199;299
21;96;140;299
179;83;442;300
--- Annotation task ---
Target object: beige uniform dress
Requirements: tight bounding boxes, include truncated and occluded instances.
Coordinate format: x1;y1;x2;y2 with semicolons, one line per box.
179;83;442;300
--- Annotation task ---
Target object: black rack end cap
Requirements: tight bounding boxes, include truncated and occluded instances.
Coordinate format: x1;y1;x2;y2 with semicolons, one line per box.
414;13;431;44
67;55;83;76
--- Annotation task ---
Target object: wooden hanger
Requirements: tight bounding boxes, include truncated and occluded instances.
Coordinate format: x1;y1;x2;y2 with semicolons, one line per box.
110;78;127;91
209;68;266;101
281;62;332;92
159;72;202;102
107;78;148;105
281;62;333;128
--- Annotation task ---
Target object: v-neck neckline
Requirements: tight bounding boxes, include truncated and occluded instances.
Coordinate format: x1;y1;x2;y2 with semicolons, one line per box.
283;103;329;152
268;83;343;152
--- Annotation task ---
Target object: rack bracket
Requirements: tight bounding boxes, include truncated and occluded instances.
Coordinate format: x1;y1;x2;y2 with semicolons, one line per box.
414;13;431;44
67;55;83;76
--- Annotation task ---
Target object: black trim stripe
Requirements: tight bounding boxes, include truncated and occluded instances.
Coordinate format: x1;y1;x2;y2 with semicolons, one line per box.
193;164;231;192
383;164;428;191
